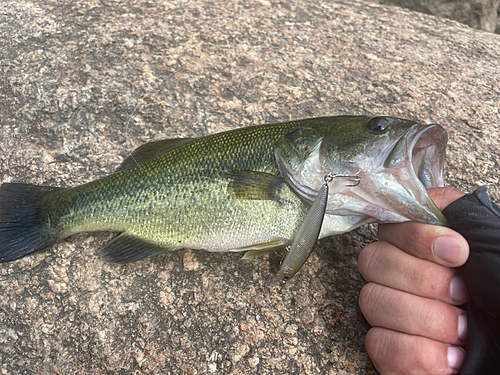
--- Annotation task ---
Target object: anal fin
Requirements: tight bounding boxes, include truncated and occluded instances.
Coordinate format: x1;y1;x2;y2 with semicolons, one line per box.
231;239;289;259
97;233;172;264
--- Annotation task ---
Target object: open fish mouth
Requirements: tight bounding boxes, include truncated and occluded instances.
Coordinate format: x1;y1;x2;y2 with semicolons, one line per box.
383;123;448;225
386;123;447;188
411;125;447;189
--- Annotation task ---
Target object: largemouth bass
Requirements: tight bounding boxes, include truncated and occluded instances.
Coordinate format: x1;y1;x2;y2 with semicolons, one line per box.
0;116;448;277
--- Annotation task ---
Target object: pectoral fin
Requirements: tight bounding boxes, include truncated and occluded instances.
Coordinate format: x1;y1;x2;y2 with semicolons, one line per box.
118;138;194;171
223;170;285;201
97;233;172;263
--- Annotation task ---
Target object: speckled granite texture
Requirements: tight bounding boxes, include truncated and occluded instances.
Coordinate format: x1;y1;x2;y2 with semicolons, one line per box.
0;0;499;374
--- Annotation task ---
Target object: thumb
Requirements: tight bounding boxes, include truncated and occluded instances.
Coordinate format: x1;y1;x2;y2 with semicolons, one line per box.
428;187;466;211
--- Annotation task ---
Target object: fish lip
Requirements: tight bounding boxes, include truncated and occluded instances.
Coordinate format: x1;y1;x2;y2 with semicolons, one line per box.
386;123;449;225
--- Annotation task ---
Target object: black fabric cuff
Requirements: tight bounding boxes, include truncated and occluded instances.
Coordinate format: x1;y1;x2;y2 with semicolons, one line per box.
443;186;500;375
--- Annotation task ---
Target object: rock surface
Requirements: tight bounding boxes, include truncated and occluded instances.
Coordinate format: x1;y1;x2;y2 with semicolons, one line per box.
0;0;499;374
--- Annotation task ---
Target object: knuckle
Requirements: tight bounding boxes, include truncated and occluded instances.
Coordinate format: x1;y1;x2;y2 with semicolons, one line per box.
364;328;386;364
358;283;377;308
359;283;386;321
358;241;386;279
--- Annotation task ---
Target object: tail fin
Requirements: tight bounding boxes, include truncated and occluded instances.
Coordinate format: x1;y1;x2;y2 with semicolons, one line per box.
0;183;63;262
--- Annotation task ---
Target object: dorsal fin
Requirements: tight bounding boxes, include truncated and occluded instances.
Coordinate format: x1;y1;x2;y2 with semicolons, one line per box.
223;170;285;201
118;138;194;171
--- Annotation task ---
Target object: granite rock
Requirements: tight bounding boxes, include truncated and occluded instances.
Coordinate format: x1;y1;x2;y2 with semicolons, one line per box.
0;0;499;374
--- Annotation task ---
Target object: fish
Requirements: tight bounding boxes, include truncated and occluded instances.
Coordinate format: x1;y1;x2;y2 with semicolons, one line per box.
0;115;448;279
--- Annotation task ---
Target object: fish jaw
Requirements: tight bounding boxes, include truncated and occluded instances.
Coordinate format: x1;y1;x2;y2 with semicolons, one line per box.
377;123;448;225
276;121;449;235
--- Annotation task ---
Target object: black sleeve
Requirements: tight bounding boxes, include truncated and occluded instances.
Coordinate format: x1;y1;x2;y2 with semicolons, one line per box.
442;186;500;375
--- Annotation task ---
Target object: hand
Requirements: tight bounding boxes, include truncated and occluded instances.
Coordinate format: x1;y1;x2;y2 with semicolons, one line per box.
358;187;469;375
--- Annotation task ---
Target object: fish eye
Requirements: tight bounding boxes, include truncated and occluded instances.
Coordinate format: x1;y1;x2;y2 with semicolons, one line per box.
366;117;390;134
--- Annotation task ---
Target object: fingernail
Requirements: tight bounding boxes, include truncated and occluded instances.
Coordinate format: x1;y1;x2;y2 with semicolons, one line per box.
433;237;464;264
448;346;465;370
450;276;469;304
458;314;468;342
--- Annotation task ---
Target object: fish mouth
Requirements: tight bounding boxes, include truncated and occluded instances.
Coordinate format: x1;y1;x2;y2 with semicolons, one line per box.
384;123;449;225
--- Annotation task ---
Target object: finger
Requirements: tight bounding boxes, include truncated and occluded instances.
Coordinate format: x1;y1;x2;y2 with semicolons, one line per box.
359;283;467;345
358;241;469;305
365;328;465;375
378;221;469;267
427;187;466;211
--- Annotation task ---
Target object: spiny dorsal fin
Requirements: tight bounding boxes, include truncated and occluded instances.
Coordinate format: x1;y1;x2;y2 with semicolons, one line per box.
223;170;285;201
118;138;194;171
97;233;172;263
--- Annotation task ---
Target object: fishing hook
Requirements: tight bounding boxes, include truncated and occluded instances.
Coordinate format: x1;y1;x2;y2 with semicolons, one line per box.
324;173;361;187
